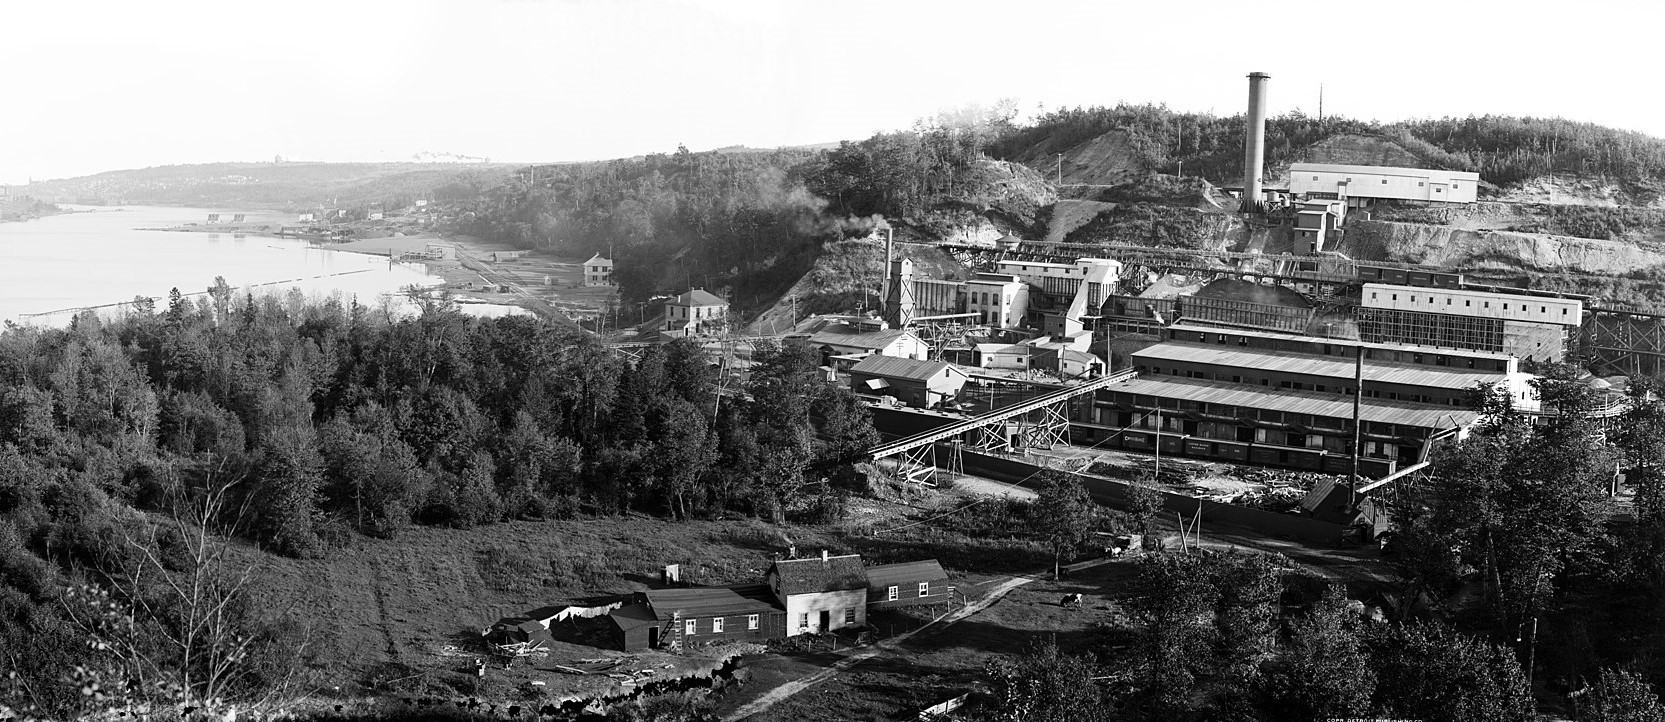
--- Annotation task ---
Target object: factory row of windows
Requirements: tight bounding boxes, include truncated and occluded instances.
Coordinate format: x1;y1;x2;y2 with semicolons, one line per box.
1168;330;1509;371
1305;173;1465;188
1114;394;1428;437
1117;413;1417;459
1372;292;1570;317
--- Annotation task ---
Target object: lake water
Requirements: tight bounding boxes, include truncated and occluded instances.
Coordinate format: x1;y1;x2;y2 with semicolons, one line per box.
0;205;443;326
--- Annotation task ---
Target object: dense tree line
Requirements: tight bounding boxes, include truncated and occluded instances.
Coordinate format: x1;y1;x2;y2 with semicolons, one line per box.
0;287;877;718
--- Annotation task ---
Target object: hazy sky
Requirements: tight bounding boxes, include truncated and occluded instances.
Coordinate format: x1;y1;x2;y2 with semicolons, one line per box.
3;0;1662;184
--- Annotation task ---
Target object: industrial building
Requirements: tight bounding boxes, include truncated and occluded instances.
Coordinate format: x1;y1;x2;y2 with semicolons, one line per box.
849;355;970;409
1289;163;1481;204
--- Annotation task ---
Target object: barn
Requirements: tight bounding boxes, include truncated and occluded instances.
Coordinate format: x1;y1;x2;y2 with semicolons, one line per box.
865;560;950;607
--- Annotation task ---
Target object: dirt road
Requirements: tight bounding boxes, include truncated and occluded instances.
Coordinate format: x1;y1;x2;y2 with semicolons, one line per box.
722;559;1110;721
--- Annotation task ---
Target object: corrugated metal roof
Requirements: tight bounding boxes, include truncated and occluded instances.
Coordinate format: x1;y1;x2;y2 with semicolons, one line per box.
1133;342;1507;390
850;355;961;382
809;327;909;351
1163;324;1516;361
670;289;727;306
641;584;781;621
865;560;947;589
1107;375;1479;430
1291;162;1480;180
770;555;868;595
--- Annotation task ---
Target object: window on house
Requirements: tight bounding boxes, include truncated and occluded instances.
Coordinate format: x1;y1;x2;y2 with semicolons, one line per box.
1382;179;1388;184
918;582;930;597
747;614;759;630
1312;175;1319;181
712;618;724;633
1484;302;1490;308
1465;300;1471;307
1392;294;1398;301
887;585;899;602
686;619;697;635
1540;306;1546;314
799;613;809;628
1419;181;1426;187
1435;188;1443;193
844;608;856;624
1503;304;1509;310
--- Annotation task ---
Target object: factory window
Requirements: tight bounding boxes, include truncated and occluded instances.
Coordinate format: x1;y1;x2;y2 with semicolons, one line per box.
1382;179;1389;184
747;614;759;630
1562;308;1568;315
1447;299;1452;305
1371;292;1377;300
1391;294;1398;301
1484;302;1490;308
1503;303;1509;310
1435;188;1443;193
1419;181;1425;187
1540;306;1546;314
1312;175;1319;181
712;618;724;634
1238;337;1248;347
1465;300;1471;307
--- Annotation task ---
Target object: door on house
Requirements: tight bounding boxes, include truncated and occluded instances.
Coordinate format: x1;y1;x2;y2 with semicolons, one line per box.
818;610;831;631
648;627;659;649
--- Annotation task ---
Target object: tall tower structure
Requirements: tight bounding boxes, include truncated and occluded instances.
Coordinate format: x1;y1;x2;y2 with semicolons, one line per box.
884;258;915;328
1242;71;1271;212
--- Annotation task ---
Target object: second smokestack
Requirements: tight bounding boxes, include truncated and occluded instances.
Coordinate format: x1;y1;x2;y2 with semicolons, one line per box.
1242;71;1271;212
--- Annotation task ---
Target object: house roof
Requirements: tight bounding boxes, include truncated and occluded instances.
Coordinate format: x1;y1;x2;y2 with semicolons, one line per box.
584;253;613;267
1059;349;1101;365
1106;375;1479;431
608;602;659;631
850;355;964;382
669;289;727;307
809;327;911;352
1291;162;1480;180
1132;342;1510;390
641;584;781;621
770;555;868;595
865;560;947;589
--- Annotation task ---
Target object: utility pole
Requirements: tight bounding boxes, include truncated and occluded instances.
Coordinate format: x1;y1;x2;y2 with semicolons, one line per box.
1154;407;1162;477
1349;343;1364;510
1056;153;1063;185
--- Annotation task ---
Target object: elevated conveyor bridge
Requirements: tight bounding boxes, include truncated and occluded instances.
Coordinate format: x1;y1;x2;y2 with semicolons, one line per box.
868;368;1137;483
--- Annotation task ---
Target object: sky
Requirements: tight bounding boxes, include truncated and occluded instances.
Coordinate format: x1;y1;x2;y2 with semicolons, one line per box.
2;0;1663;184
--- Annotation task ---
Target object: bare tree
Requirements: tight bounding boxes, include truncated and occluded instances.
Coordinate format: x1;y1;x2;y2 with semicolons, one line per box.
60;470;314;718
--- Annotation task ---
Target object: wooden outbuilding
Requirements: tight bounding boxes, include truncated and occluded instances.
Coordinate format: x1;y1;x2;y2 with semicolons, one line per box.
766;551;868;636
865;559;950;607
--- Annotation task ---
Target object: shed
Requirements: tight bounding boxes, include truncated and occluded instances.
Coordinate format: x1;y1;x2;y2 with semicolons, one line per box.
865;560;950;606
609;602;660;652
848;355;969;409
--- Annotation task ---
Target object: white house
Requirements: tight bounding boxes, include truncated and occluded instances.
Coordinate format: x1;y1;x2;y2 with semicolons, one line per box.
584;254;615;287
765;552;868;637
663;288;728;337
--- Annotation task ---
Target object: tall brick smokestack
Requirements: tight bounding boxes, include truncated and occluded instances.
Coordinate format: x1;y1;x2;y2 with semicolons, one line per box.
1242;71;1271;212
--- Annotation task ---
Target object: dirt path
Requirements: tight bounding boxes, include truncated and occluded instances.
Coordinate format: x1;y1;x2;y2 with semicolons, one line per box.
722;559;1110;721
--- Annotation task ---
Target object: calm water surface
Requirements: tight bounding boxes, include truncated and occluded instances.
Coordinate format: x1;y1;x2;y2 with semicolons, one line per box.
0;205;440;326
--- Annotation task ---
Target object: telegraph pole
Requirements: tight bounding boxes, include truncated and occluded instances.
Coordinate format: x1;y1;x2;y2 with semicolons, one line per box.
1349;343;1364;509
1056;153;1063;185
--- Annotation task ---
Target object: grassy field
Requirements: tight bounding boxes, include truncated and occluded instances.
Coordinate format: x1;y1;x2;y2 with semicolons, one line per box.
253;516;850;694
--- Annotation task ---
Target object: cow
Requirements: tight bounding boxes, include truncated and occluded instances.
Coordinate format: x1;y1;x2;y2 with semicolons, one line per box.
1060;593;1084;609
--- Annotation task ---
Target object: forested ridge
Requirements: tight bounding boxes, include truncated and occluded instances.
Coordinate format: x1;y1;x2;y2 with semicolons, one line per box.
991;104;1665;188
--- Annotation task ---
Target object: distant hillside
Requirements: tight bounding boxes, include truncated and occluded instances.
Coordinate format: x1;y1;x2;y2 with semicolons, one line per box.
24;161;516;209
991;105;1665;202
